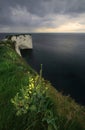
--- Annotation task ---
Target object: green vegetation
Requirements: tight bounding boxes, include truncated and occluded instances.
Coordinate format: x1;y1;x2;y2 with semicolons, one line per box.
0;40;85;130
11;69;57;130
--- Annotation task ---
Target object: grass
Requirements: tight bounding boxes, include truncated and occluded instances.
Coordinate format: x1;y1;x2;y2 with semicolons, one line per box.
0;40;85;130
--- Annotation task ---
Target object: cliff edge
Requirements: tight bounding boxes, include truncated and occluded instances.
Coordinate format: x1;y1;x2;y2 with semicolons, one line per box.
4;34;33;56
0;40;85;130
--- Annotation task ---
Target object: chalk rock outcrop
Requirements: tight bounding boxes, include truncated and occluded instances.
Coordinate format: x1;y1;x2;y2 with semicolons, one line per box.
10;34;33;56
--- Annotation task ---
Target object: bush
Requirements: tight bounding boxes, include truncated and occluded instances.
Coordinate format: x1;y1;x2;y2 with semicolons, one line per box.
11;68;57;130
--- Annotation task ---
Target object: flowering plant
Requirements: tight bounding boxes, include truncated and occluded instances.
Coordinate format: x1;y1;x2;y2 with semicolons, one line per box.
11;67;57;130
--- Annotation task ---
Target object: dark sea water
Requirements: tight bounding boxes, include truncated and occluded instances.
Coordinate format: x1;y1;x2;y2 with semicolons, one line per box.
0;33;85;105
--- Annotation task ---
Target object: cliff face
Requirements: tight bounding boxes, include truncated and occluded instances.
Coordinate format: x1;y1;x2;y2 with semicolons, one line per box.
11;34;33;56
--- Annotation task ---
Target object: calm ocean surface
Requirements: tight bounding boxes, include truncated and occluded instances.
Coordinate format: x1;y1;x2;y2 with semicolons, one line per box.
0;33;85;105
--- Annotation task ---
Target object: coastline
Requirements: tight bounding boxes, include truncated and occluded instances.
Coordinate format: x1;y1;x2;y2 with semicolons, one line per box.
0;40;85;130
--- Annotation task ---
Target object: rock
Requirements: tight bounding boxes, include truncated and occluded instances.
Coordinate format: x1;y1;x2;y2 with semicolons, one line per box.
10;34;33;56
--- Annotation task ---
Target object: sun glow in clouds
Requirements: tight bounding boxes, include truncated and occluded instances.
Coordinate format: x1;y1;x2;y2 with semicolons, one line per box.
0;0;85;32
35;14;85;33
10;7;85;33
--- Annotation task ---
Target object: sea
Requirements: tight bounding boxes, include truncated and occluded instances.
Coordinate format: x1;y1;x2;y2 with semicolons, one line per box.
0;33;85;105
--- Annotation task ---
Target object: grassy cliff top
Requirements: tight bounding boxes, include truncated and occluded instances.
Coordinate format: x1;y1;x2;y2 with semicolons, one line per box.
0;40;85;130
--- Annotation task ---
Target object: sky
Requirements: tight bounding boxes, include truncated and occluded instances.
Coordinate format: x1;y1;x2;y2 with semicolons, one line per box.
0;0;85;33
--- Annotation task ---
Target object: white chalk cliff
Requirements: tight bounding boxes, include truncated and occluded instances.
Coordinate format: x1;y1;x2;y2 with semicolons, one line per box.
10;34;33;56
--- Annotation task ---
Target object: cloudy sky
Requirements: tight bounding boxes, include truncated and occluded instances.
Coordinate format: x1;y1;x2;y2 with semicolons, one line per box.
0;0;85;32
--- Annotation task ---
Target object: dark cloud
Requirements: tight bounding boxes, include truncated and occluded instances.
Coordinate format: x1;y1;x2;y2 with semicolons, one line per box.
0;0;85;32
0;8;12;26
1;0;85;16
63;0;85;14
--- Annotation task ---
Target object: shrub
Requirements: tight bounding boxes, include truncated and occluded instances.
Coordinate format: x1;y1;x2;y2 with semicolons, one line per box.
11;67;57;130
